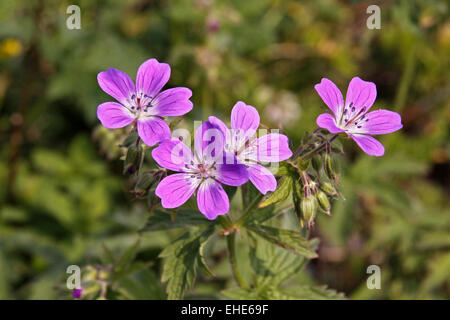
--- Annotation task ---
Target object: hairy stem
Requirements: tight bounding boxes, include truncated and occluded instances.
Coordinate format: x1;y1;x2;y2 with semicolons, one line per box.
300;134;339;160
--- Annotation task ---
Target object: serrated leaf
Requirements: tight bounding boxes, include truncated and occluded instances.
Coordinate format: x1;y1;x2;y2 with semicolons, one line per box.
247;225;318;259
198;238;215;278
264;285;345;300
160;226;216;300
221;287;259;300
258;176;293;208
249;232;318;288
143;209;215;232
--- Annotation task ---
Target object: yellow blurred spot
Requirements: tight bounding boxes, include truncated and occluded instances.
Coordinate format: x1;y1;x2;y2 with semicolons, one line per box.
0;38;22;57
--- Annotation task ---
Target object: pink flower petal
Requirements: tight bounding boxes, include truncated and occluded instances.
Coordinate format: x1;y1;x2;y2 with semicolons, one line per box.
208;116;231;144
314;78;344;116
316;113;344;134
151;87;193;116
247;164;277;195
136;58;171;99
345;77;377;115
215;153;249;186
231;101;260;140
97;68;136;106
196;179;229;220
350;109;402;135
137;116;171;146
152;138;194;172
97;102;135;129
349;133;385;156
194;121;225;162
155;173;199;208
247;133;293;163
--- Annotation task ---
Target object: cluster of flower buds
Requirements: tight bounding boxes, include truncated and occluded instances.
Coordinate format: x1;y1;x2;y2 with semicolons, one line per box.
290;131;341;229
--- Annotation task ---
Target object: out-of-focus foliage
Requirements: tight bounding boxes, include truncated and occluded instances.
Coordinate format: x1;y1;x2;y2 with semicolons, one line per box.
0;0;448;299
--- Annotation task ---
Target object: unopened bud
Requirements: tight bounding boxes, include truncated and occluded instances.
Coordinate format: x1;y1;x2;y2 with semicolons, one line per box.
316;190;331;216
311;155;322;172
301;196;317;229
324;154;337;181
123;145;142;174
121;132;138;147
135;171;155;192
319;182;338;196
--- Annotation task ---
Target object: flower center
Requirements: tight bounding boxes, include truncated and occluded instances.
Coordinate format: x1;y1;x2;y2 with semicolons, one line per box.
185;160;217;180
338;103;370;131
129;93;154;116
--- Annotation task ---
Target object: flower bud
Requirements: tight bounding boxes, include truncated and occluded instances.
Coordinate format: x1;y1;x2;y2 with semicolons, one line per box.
301;196;317;229
319;182;338;196
121;132;139;147
135;171;155;192
123;145;142;174
324;154;337;181
316;190;331;216
311;155;322;172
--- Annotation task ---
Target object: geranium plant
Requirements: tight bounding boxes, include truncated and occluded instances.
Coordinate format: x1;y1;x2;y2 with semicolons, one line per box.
84;58;402;300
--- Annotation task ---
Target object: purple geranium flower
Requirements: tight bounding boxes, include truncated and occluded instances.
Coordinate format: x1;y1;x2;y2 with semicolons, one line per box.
152;121;249;220
315;77;403;156
208;101;293;195
97;58;193;146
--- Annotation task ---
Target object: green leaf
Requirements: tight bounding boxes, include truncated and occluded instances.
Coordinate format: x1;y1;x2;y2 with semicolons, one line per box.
198;237;215;278
222;285;344;300
264;285;345;300
101;243;116;266
249;232;318;288
117;239;141;273
142;209;216;232
159;226;216;300
247;224;318;259
221;287;260;299
116;269;166;300
258;176;293;208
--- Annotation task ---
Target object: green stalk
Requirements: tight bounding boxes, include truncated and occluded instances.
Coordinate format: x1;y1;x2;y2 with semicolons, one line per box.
226;232;247;288
300;134;338;161
235;193;264;228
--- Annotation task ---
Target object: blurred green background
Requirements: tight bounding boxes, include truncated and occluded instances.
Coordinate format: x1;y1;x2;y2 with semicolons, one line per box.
0;0;449;299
